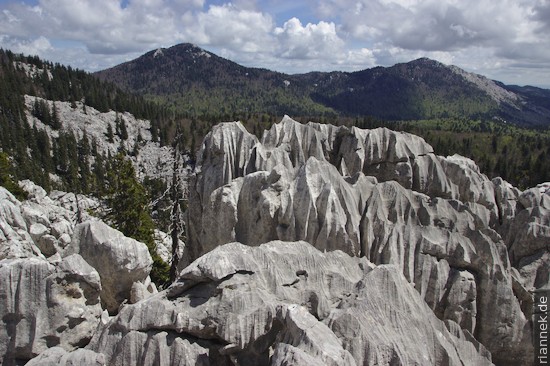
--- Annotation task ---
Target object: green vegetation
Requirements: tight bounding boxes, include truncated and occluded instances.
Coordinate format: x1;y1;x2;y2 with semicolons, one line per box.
0;152;28;200
400;118;550;189
97;47;550;128
104;154;170;286
0;49;175;286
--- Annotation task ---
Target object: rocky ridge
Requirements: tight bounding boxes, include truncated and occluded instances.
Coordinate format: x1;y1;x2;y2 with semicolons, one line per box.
186;116;549;365
1;179;495;366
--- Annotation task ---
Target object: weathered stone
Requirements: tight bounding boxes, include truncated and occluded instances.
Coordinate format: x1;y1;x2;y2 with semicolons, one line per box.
443;270;477;333
0;255;102;364
85;241;491;366
66;220;153;314
0;187;43;260
25;346;105;366
359;180;531;365
1;182;101;261
185;117;543;365
38;234;59;257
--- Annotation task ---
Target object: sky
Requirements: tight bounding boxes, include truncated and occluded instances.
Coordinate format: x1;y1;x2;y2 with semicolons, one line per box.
1;0;550;88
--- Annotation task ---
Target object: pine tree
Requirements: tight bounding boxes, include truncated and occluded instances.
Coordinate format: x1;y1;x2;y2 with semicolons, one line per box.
51;102;61;130
104;153;170;286
119;117;128;140
0;152;28;200
106;123;114;143
78;132;91;193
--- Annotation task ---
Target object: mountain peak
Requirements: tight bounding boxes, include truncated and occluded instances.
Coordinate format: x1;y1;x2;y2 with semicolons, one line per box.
94;44;550;127
408;57;447;68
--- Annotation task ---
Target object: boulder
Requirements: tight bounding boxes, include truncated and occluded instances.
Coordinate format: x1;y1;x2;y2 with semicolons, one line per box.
498;184;550;295
25;346;105;366
66;220;153;313
1;182;101;260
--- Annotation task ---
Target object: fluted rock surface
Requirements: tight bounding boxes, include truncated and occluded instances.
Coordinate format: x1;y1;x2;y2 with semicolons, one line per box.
187;116;504;261
187;116;549;365
66;221;154;313
0;255;102;364
25;347;105;366
498;183;550;293
83;241;491;366
0;181;157;364
0;181;99;261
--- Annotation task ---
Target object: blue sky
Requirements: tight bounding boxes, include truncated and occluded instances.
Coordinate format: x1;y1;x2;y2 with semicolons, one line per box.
1;0;549;88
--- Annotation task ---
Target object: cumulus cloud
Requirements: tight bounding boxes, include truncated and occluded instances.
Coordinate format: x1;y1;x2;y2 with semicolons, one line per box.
0;35;53;56
0;0;548;86
312;0;550;84
182;3;275;52
0;0;188;54
274;18;344;59
318;0;547;55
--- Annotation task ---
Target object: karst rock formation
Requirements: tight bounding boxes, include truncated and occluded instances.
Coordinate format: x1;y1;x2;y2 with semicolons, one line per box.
1;117;548;365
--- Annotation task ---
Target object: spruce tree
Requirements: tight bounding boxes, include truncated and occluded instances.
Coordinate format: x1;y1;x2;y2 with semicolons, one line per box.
105;153;170;286
0;152;28;200
106;123;114;143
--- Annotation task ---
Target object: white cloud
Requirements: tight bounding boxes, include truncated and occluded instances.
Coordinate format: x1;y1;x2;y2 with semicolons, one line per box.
274;18;344;59
317;0;547;54
0;0;188;54
182;4;275;52
0;0;548;86
0;35;53;56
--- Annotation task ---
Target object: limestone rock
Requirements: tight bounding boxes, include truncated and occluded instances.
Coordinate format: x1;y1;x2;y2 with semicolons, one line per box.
1;181;101;260
358;181;530;366
66;220;153;313
25;347;106;366
442;270;477;333
499;183;550;294
154;229;185;265
187;117;504;263
186;117;541;365
0;187;43;259
85;241;491;366
45;254;103;349
0;255;102;364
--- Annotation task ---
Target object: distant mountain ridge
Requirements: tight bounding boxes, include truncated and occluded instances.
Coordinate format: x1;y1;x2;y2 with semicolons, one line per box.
95;43;550;127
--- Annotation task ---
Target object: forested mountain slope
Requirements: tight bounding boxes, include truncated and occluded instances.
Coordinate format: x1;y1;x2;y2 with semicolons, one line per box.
96;43;550;127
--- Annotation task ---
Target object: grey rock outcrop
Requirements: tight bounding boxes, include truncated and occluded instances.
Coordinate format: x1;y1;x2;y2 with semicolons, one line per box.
0;254;102;365
498;183;550;293
25;346;105;366
186;117;548;365
84;241;491;365
0;181;159;364
2;116;547;365
0;181;99;261
66;221;154;313
187;117;504;261
0;186;44;260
